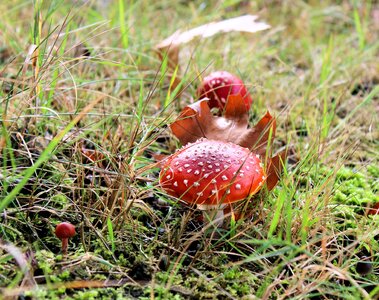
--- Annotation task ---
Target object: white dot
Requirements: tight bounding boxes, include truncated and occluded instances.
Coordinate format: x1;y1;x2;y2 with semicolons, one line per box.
194;182;200;187
246;166;250;170
175;162;179;166
187;169;192;173
194;170;200;175
197;192;203;196
226;189;231;194
184;180;188;186
208;165;213;169
166;175;171;180
178;168;183;172
211;189;217;194
184;164;190;168
222;175;228;181
204;173;210;178
235;184;241;190
198;162;204;166
215;163;220;167
173;181;178;187
211;179;217;184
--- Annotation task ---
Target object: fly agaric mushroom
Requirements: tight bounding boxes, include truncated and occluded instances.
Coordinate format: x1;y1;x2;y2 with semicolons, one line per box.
55;222;76;255
160;138;265;225
197;71;252;111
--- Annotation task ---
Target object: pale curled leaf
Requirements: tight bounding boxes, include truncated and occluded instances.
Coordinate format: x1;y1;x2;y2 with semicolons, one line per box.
156;15;270;70
157;15;270;49
170;95;276;156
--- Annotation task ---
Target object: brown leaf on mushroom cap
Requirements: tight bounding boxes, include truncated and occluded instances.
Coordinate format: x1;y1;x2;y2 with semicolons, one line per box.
170;94;276;156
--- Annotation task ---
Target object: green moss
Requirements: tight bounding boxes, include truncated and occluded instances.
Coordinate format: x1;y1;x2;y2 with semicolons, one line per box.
333;166;378;207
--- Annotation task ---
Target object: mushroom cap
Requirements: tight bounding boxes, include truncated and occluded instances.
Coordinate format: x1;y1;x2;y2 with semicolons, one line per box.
197;71;252;110
160;139;265;206
55;222;76;239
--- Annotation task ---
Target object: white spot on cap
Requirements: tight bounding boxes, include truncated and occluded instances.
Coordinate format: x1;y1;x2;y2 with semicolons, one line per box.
197;192;203;197
208;165;213;169
166;175;171;180
198;162;204;166
194;170;200;175
211;179;217;184
222;175;228;181
178;168;183;172
221;97;225;102
211;189;217;194
216;79;220;84
193;182;200;187
235;184;241;190
174;162;179;166
184;164;190;168
246;166;250;170
173;181;178;187
184;180;188;186
204;173;210;178
187;169;192;173
215;163;220;167
226;189;231;194
262;176;266;180
239;173;244;177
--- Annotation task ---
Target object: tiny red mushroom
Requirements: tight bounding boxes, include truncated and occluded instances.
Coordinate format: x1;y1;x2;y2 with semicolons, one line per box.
197;71;252;111
367;202;379;216
55;222;76;255
159;139;265;226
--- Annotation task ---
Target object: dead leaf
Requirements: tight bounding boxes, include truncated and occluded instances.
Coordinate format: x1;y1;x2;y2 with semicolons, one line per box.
155;15;270;89
266;151;287;191
157;15;270;50
170;95;276;156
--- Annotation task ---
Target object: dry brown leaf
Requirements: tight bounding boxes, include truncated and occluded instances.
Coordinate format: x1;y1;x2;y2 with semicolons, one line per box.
266;151;287;191
170;95;276;156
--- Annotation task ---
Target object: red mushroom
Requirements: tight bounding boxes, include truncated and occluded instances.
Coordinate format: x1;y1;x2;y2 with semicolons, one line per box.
55;222;76;255
367;202;379;215
159;138;265;225
197;71;252;111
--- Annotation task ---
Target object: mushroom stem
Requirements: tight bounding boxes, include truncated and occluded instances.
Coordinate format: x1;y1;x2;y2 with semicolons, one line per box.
198;204;226;227
61;238;68;255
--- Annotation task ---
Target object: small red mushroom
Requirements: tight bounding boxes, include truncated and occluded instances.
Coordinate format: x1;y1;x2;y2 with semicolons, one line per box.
55;222;76;255
367;202;379;215
159;138;265;226
197;71;252;111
